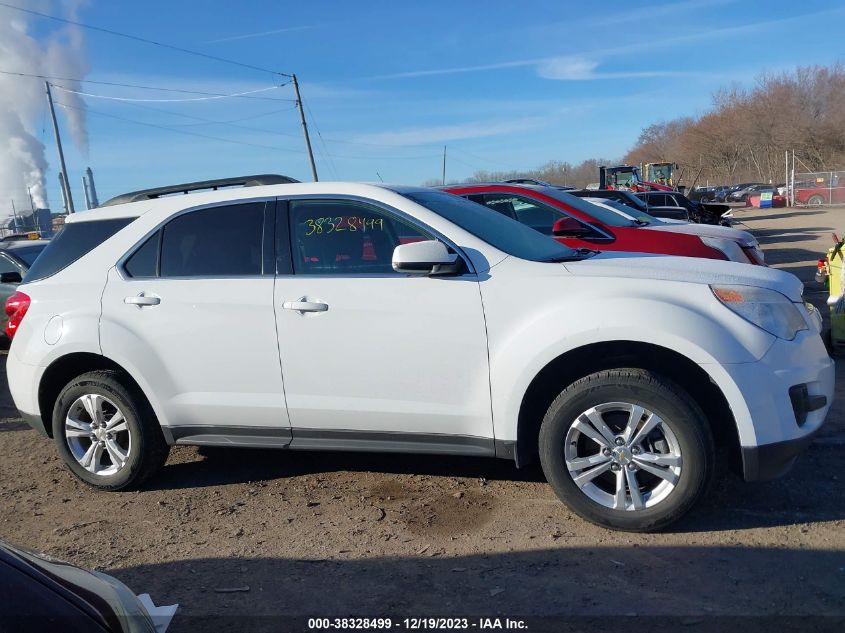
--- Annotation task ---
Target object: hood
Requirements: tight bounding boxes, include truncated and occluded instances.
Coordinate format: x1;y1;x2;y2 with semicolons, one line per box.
642;222;757;246
564;253;803;301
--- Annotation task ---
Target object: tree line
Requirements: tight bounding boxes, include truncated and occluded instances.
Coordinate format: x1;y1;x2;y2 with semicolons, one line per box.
447;64;845;189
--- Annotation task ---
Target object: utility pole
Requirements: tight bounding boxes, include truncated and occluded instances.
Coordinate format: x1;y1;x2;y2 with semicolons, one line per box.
291;74;318;182
10;200;19;232
442;145;447;185
45;82;75;213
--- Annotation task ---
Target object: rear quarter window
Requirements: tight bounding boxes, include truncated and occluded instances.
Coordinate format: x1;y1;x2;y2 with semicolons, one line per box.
24;218;135;282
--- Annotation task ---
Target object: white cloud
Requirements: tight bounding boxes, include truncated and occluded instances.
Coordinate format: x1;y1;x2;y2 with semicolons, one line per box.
536;56;705;81
357;5;845;84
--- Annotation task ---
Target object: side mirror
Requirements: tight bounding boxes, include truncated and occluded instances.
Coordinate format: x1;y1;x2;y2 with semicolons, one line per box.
0;272;22;284
392;241;460;276
552;216;591;237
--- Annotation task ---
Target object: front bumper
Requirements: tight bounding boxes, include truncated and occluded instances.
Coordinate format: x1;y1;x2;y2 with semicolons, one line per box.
708;329;834;482
741;425;822;481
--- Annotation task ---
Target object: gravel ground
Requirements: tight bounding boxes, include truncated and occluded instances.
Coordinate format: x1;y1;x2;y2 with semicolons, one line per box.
1;205;843;632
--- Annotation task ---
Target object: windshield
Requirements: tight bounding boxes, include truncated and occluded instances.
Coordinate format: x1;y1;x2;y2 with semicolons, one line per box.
8;244;47;267
613;191;650;211
538;188;637;227
402;191;580;262
585;198;660;224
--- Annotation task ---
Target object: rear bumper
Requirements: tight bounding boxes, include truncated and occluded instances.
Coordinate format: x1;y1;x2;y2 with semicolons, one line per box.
6;352;47;435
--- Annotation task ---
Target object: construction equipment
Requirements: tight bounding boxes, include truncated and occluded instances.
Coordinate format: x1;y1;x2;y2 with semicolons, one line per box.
599;165;675;192
644;162;681;187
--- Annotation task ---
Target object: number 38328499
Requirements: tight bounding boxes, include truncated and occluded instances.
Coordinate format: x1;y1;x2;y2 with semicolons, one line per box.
304;216;385;236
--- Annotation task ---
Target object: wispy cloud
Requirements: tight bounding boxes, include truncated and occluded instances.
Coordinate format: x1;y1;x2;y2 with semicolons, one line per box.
205;25;314;44
360;6;845;83
366;59;540;81
535;56;705;81
350;116;548;146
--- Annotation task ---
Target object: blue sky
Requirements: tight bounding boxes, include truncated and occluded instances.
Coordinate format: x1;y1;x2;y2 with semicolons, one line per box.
28;0;845;208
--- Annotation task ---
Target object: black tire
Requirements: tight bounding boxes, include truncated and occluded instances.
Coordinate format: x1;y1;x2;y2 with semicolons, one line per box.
808;194;825;206
539;369;714;532
52;370;170;491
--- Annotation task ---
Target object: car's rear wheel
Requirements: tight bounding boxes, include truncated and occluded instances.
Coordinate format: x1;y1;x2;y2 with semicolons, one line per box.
539;369;714;532
52;370;169;491
808;194;825;206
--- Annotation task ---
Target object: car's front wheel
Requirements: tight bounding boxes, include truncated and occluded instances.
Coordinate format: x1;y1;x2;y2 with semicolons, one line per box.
539;369;714;532
52;370;169;491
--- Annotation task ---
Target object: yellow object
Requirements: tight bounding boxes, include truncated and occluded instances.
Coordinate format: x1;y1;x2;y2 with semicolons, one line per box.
832;297;845;347
828;245;844;300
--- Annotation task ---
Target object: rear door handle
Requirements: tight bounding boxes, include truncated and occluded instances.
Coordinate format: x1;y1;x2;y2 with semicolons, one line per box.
283;300;328;313
124;293;161;307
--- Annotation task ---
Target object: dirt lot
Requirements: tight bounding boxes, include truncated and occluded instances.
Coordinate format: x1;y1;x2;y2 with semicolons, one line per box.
1;205;844;632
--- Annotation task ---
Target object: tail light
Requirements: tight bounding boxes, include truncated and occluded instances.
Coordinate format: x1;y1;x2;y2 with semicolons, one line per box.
5;291;30;339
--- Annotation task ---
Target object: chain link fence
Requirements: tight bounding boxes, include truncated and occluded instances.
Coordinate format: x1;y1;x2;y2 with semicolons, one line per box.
793;170;845;206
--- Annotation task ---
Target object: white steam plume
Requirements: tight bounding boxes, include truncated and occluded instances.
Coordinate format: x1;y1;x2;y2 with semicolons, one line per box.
0;1;89;213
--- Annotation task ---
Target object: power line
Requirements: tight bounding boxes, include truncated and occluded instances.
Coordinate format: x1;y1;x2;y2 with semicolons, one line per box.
0;1;291;78
54;100;306;154
0;69;295;102
168;106;299;127
52;82;290;103
101;98;303;149
111;96;440;160
304;100;340;180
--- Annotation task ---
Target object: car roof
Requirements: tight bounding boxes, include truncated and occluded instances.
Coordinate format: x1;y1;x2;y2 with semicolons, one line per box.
65;182;431;224
439;182;545;191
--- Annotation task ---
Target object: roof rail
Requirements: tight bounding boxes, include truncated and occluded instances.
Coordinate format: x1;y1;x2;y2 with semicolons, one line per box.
101;174;300;207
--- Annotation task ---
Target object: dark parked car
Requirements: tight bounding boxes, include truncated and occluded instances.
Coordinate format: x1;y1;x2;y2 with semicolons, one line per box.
715;182;762;202
636;191;732;226
690;186;731;203
728;184;776;204
0;540;175;633
568;189;689;222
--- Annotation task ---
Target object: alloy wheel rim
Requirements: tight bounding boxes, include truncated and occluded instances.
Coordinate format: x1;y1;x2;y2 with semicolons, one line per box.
65;394;131;477
564;402;682;511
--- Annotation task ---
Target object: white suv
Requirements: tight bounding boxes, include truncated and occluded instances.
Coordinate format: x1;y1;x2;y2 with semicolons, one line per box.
5;178;834;531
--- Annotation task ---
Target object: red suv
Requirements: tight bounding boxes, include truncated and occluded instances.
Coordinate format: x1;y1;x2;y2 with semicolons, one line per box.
442;183;758;264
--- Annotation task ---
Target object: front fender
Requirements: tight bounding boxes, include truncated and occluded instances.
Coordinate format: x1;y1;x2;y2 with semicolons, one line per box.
481;273;774;444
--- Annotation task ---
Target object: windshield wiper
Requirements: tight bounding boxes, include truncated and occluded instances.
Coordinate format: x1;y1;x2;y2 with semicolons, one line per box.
633;219;650;226
546;248;600;262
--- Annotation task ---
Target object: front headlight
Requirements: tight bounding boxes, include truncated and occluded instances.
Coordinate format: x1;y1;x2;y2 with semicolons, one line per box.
700;236;749;263
804;301;823;332
711;285;809;340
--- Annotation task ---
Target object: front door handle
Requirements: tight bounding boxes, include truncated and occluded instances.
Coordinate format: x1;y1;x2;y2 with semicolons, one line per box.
124;293;161;307
283;300;328;313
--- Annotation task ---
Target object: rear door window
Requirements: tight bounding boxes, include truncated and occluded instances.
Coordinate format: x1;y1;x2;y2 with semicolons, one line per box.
124;231;160;278
24;218;135;282
159;203;265;277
